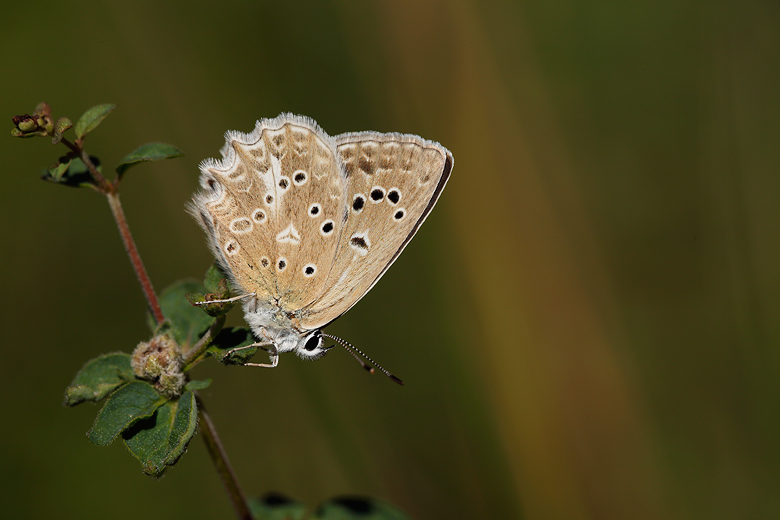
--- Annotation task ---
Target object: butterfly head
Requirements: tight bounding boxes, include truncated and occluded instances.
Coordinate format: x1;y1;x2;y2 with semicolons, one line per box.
269;327;332;360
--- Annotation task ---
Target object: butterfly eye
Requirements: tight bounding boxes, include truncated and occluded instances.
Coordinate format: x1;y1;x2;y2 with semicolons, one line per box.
304;333;321;352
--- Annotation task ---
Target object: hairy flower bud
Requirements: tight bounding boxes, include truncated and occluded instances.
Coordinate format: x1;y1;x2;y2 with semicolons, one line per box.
131;334;185;398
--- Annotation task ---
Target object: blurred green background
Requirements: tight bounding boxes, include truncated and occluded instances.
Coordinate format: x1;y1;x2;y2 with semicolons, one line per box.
2;1;779;519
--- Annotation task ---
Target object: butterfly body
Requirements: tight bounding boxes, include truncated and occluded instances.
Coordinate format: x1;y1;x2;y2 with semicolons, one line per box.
241;297;320;356
190;114;452;366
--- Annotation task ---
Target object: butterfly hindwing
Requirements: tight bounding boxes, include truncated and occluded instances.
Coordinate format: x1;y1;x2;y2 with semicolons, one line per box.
295;131;452;330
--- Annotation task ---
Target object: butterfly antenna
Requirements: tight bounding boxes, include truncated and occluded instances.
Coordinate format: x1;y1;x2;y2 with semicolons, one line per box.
323;333;404;385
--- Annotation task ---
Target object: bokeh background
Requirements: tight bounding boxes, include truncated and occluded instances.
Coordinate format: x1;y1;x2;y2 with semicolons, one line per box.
2;1;778;519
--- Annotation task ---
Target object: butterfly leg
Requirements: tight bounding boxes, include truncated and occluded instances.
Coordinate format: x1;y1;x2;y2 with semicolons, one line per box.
194;293;256;305
226;341;279;368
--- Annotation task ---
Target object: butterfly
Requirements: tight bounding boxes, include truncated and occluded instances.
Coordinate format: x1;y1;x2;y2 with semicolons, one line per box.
190;114;452;383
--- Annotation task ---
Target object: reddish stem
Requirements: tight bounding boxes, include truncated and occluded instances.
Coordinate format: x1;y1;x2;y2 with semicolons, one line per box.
106;191;165;324
60;138;112;192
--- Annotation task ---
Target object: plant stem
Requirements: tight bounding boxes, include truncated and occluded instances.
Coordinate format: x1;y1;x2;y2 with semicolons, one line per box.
183;314;226;369
60;138;112;192
196;395;252;520
106;191;165;324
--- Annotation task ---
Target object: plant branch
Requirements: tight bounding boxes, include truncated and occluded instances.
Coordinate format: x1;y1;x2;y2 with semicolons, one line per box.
183;315;226;370
196;394;252;520
60;137;113;192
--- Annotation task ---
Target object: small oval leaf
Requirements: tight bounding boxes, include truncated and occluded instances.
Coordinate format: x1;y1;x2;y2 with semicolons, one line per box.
204;262;231;293
186;289;235;318
52;117;73;144
150;280;214;349
122;390;199;477
75;103;116;139
115;142;183;177
48;157;72;183
42;155;101;189
64;352;135;406
87;381;166;446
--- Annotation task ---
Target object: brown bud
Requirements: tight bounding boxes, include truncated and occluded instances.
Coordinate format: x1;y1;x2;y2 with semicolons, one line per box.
131;334;185;398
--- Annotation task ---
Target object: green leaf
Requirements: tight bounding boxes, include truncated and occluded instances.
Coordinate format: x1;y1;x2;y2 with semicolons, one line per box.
123;390;198;477
207;327;258;365
151;280;214;349
88;381;166;446
204;263;231;293
64;352;135;406
75;103;116;139
185;289;235;318
249;493;307;520
115;142;183;177
186;264;236;317
47;157;72;182
41;155;101;189
312;497;411;520
184;378;212;391
51;117;73;144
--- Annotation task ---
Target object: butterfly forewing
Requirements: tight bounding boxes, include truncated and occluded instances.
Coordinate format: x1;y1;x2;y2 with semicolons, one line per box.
295;132;452;330
192;115;346;309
